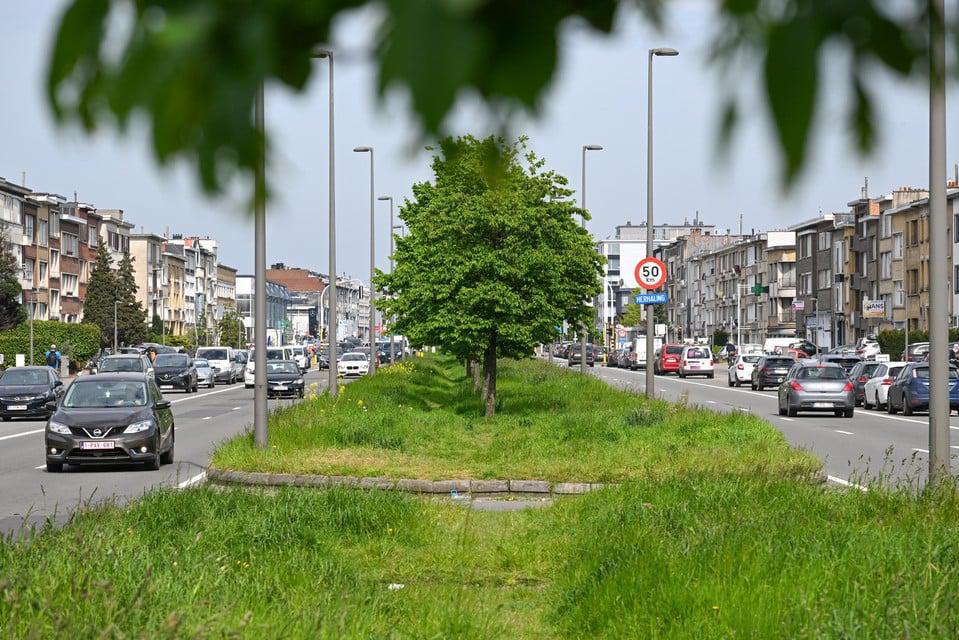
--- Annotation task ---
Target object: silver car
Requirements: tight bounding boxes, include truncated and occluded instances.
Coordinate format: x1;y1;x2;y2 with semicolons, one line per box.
194;358;215;388
777;362;855;418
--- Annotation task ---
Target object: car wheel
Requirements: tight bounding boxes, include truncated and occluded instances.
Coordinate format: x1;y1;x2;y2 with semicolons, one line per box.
863;394;872;410
1;416;9;422
778;402;786;416
844;408;854;418
876;392;885;411
756;383;764;392
834;409;844;417
245;384;253;389
887;394;897;414
751;382;757;390
160;428;175;465
193;382;199;393
147;442;162;470
679;371;686;378
787;405;797;417
46;461;63;473
728;377;734;387
298;390;305;399
708;373;714;379
902;393;913;415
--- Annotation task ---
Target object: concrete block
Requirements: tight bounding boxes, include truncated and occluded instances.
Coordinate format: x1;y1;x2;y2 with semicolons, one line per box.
328;475;359;487
358;477;394;490
427;479;470;494
554;482;591;495
470;479;509;494
395;479;433;493
509;479;551;494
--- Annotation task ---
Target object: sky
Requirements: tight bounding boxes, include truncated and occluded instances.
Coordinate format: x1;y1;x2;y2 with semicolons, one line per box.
1;1;957;282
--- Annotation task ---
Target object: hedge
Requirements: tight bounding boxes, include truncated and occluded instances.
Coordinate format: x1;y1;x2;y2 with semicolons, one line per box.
0;321;101;371
877;329;959;358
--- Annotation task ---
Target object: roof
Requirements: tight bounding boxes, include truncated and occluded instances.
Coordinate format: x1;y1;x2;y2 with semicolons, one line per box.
265;267;326;293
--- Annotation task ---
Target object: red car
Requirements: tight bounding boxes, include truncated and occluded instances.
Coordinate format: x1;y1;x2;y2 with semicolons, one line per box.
654;344;685;375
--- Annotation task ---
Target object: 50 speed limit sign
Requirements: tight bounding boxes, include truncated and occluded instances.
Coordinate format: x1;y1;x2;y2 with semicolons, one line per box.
634;256;667;290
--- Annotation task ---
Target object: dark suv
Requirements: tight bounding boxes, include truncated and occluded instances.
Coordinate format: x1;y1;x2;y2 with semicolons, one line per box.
567;345;595;367
751;356;795;390
152;353;198;393
848;361;883;406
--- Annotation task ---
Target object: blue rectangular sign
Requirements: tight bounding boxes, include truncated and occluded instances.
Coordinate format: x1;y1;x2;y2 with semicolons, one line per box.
634;292;668;305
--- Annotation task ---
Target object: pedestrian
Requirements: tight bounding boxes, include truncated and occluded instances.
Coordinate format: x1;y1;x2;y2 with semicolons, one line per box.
44;344;61;370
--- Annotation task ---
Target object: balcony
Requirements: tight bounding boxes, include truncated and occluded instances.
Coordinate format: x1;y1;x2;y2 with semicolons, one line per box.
768;282;796;299
767;310;797;327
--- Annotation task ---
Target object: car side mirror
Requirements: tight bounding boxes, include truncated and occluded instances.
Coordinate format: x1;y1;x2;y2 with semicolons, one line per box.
53;379;63;387
45;401;58;412
155;400;172;410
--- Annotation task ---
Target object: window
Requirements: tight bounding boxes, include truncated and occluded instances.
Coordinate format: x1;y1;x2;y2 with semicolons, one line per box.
38;261;47;285
880;252;892;279
908;220;919;246
882;212;892;238
798;234;813;259
893;233;903;259
88;225;97;247
49;249;59;276
24;215;35;243
62;233;78;257
62;274;79;297
894;281;904;307
799;273;813;295
817;269;832;289
818;231;831;250
36;220;48;247
834;241;844;272
49;289;60;315
22;259;34;282
955;266;959;294
907;269;919;296
49;212;59;237
81;261;89;281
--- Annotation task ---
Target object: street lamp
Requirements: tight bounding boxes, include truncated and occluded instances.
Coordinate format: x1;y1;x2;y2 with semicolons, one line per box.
645;46;679;399
580;143;603;373
314;48;339;397
354;145;376;374
113;299;119;352
378;195;396;366
252;80;268;449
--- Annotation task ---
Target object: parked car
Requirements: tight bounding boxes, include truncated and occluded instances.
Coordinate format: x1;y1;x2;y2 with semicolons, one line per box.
739;343;765;356
886;362;959;415
751;356;795;391
193;358;216;388
862;362;907;410
337;352;370;378
265;360;306;398
0;366;65;421
855;337;882;360
828;344;858;356
728;354;762;387
818;353;862;375
194;347;238;385
654;344;685;375
98;354;154;376
44;373;175;472
789;340;818;357
567;344;595;367
901;342;930;362
777;363;855;417
679;345;714;378
847;361;884;406
152;353;199;393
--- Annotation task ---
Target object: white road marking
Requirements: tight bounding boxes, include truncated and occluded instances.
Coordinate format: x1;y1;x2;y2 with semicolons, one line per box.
834;430;854;435
827;475;868;492
34;463;45;469
780;417;794;422
177;471;207;489
202;416;211;421
913;447;930;453
232;406;242;411
0;428;44;442
706;400;716;404
170;385;247;404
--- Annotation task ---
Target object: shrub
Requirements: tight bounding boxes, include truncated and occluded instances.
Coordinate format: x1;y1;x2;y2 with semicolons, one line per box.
0;320;100;370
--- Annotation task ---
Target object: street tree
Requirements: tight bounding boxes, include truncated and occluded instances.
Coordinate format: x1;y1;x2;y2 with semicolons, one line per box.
217;311;243;349
378;136;602;416
619;303;644;328
0;229;26;330
83;243;118;348
115;251;147;347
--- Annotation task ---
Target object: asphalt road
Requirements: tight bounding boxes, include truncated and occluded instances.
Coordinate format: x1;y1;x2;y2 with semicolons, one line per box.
0;369;327;536
558;358;959;490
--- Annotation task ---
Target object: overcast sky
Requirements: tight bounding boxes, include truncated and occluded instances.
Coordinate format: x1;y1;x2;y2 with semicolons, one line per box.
2;2;957;282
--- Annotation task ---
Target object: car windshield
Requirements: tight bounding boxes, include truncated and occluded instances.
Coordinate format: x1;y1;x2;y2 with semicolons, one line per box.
742;356;762;364
0;369;48;385
861;363;882;376
665;346;684;355
685;348;710;359
194;359;210;368
766;359;795;368
155;354;189;368
63;380;149;408
914;367;959;380
196;348;228;360
99;358;144;372
797;367;848;380
266;350;285;361
888;366;905;378
342;354;367;362
266;362;299;374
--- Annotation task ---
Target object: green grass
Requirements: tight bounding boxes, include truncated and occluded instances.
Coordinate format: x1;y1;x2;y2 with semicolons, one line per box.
3;480;959;638
211;355;819;482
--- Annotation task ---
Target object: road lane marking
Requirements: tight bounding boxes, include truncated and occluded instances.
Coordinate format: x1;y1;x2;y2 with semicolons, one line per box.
706;400;716;404
202;416;211;421
170;385;247;404
34;464;45;469
0;428;44;442
913;448;929;453
827;475;868;492
177;471;206;489
780;417;794;422
232;406;242;410
834;430;854;435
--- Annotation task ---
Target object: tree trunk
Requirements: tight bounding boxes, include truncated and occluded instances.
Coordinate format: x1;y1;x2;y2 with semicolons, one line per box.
472;358;482;391
483;335;497;417
466;359;473;380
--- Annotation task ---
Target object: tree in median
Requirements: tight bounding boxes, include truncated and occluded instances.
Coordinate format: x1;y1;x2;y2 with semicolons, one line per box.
378;136;602;416
83;243;118;348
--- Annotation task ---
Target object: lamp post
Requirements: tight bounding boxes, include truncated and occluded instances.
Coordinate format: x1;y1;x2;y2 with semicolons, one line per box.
645;46;679;399
113;299;119;352
252;80;268;449
580;143;603;373
314;49;339;396
378;195;395;366
354;146;376;374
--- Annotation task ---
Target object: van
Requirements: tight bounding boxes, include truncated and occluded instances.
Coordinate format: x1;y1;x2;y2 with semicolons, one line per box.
194;346;237;385
244;346;295;388
679;345;714;378
763;337;797;355
629;336;663;370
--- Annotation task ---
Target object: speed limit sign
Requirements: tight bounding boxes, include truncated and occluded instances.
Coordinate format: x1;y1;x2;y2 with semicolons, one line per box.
634;256;667;290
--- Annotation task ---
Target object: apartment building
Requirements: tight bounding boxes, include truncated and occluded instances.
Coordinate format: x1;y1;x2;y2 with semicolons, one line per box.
95;209;132;265
790;213;836;350
765;232;798;338
129;233;165;323
216;264;237;318
162;242;187;336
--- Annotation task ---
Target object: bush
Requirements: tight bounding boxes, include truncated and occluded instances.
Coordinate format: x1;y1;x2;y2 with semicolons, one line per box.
876;329;959;357
0;320;100;370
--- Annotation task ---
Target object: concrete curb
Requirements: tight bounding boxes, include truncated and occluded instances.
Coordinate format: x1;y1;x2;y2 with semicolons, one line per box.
207;468;612;496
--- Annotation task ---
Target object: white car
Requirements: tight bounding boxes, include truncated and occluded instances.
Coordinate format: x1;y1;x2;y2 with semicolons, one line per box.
728;354;762;387
289;345;309;372
337;352;369;378
679;345;714;378
862;361;907;410
856;338;882;360
739;343;764;356
244;347;292;388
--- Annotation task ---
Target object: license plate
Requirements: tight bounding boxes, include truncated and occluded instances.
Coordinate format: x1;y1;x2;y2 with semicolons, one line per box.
813;402;833;408
8;405;26;411
80;440;115;450
274;385;287;391
689;364;699;369
160;385;174;390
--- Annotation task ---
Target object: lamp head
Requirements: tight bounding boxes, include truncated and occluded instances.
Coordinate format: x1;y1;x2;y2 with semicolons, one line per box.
377;196;391;201
353;146;372;153
651;47;679;56
584;144;604;151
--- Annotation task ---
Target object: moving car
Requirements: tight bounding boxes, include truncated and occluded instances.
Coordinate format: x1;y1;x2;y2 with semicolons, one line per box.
98;354;154;375
654;344;684;375
789;340;818;357
567;344;595;367
886;363;959;415
679;345;714;378
0;366;64;421
827;344;858;356
751;356;795;390
338;352;370;377
44;373;175;472
847;361;883;406
862;361;907;410
901;342;930;362
855;338;881;360
194;358;216;388
265;360;306;398
244;347;292;388
288;345;309;372
194;347;238;385
152;353;199;393
818;353;862;375
777;363;855;418
728;354;762;387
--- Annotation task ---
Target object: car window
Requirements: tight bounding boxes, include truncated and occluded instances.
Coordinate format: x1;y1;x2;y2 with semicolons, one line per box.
149;380;163;402
0;369;49;385
266;362;299;374
99;357;145;372
342;353;367;361
196;348;228;361
766;358;794;368
797;366;848;380
861;363;882;376
155;354;189;368
742;356;762;364
266;349;285;361
194;359;210;367
665;346;684;355
888;366;904;378
913;367;959;380
685;348;710;359
64;380;149;408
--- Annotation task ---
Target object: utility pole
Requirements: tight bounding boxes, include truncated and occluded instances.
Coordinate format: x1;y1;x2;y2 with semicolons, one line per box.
580;144;603;373
253;81;268;449
113;300;118;352
314;49;338;396
354;146;376;373
927;0;950;482
378;195;395;365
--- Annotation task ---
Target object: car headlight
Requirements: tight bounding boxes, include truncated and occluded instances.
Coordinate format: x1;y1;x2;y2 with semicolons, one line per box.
48;421;71;435
124;419;153;434
295;378;304;385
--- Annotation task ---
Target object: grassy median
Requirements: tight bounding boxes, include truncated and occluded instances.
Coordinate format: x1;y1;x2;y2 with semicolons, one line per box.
211;355;819;482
